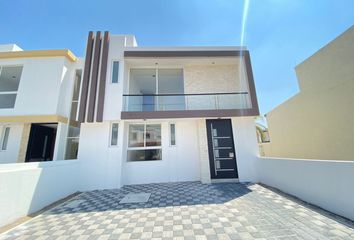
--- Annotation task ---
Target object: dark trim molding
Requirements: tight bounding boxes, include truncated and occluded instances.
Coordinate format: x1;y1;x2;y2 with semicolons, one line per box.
243;51;260;116
124;50;243;58
96;31;110;122
121;109;258;120
78;32;94;123
87;31;102;123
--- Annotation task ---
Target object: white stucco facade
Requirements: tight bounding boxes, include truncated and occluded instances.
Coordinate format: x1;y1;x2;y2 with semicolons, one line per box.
77;117;259;190
0;35;260;194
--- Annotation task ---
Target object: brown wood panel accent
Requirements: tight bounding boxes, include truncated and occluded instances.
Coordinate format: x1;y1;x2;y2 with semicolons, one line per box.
96;31;110;122
124;50;243;58
78;32;94;123
121;109;258;120
87;31;102;123
243;51;260;116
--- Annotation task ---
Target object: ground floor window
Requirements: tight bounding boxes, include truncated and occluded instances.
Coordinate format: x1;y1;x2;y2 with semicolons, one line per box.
65;124;80;160
127;123;162;161
1;126;10;151
110;122;119;146
169;123;176;146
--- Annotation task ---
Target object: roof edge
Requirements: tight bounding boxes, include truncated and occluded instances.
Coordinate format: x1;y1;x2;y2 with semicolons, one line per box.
0;49;77;62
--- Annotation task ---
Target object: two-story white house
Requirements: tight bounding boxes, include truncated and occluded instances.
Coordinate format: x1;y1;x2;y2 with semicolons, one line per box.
0;31;260;190
0;44;82;164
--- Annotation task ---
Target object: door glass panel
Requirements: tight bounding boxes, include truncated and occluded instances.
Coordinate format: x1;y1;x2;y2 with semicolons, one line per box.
213;139;218;147
129;69;156;111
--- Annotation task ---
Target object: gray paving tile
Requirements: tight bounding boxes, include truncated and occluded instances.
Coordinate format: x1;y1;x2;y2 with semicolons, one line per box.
1;182;354;239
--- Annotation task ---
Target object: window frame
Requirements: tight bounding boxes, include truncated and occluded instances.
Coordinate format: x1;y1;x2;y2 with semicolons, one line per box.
1;126;10;151
110;60;120;84
64;69;82;160
0;65;24;109
169;123;177;147
109;122;119;147
127;122;162;161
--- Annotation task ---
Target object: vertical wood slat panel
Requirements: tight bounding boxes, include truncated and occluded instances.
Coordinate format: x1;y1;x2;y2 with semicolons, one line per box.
96;31;110;122
78;31;94;123
87;31;102;122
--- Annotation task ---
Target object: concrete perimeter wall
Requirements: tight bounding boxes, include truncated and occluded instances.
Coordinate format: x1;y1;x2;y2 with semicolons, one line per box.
0;160;80;227
258;157;354;221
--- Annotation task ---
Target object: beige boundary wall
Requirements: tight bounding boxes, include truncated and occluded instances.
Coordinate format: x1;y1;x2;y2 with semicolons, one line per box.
264;26;354;160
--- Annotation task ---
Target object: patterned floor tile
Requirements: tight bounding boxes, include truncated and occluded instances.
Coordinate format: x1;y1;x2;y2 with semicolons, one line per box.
1;182;353;239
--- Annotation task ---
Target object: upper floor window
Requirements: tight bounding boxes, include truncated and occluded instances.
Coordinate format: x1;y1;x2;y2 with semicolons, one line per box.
0;66;23;109
64;69;82;160
111;61;119;83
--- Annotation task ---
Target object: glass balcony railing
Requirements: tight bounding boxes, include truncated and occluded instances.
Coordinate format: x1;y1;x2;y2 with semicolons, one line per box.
123;92;251;112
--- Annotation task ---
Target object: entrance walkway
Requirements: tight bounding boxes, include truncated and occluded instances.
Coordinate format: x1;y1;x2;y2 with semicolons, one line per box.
1;182;354;239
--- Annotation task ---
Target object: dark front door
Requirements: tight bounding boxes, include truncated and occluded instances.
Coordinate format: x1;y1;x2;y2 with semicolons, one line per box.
25;124;57;162
206;119;238;179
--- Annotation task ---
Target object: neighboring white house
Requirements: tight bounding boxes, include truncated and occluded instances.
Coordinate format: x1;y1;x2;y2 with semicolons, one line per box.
0;31;260;190
0;45;83;164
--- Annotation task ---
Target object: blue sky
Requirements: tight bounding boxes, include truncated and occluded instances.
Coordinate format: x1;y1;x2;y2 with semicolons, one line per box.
1;0;354;114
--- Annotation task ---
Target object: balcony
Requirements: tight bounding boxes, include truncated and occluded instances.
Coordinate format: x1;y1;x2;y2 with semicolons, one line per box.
121;92;257;119
122;52;259;119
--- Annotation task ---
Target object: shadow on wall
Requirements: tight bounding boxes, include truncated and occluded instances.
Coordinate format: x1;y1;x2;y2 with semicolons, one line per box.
0;160;80;227
259;183;354;230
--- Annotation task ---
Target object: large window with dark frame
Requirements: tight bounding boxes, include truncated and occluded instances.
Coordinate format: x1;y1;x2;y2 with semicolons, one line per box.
0;66;23;109
127;68;185;111
127;123;162;161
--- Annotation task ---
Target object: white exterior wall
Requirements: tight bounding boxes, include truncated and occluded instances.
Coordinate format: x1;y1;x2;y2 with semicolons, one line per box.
103;36;134;121
77;117;259;189
232;117;259;182
78;122;123;191
0;57;79;117
0;160;80;227
78;119;201;189
122;120;200;185
259;157;354;221
0;124;23;163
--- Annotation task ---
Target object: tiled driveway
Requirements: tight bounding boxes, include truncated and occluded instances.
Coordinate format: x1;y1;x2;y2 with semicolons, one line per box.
1;182;354;240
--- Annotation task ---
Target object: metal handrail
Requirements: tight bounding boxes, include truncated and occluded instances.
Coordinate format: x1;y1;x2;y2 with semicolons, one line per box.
122;92;248;97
